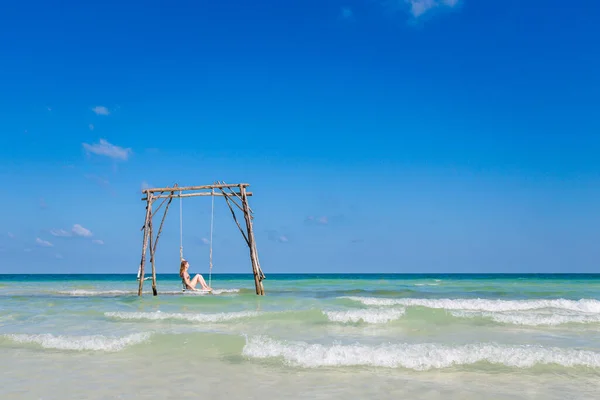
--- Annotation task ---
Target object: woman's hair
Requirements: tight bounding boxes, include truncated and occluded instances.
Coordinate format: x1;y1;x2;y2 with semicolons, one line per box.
179;260;188;277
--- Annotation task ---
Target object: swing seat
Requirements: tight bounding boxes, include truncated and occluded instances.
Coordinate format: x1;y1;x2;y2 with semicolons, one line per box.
182;282;212;294
182;288;213;295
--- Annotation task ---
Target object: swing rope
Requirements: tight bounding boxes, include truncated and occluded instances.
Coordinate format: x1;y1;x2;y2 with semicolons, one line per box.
209;188;214;288
179;189;184;261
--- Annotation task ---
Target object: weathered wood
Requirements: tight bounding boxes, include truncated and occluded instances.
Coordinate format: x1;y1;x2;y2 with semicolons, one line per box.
222;191;250;246
137;195;153;296
220;189;245;214
140;196;169;231
153;193;174;254
218;181;253;214
141;191;252;201
217;187;248;218
241;186;264;295
143;183;250;193
149;206;157;296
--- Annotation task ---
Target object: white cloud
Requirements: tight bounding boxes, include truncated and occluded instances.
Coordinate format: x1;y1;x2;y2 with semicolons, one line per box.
91;106;110;115
7;232;15;239
404;0;458;17
141;181;152;190
36;238;53;247
72;224;93;238
56;253;63;259
24;248;32;252
317;216;329;225
341;7;353;19
92;239;104;245
200;238;210;245
50;229;72;237
89;123;94;131
82;139;132;161
278;235;289;243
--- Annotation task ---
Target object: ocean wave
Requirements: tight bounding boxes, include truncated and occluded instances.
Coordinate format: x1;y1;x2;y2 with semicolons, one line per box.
211;288;240;294
55;288;240;297
323;308;406;324
104;310;260;323
450;310;600;326
3;332;150;352
56;289;138;296
342;297;600;313
242;335;600;370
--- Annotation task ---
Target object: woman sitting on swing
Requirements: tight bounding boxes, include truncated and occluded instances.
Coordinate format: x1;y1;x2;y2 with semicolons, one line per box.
179;259;212;291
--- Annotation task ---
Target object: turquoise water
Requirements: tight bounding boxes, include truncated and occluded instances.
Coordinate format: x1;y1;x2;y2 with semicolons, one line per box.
1;273;600;399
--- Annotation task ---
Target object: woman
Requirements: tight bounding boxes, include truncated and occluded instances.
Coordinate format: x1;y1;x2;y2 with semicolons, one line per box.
179;259;212;291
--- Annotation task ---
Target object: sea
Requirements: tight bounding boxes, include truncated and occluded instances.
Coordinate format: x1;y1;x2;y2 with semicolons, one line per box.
1;273;600;399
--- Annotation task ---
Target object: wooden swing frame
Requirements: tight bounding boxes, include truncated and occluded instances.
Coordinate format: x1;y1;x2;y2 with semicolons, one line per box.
137;181;265;296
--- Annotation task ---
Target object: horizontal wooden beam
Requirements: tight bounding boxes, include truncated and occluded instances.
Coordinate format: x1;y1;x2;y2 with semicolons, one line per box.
143;183;250;193
142;192;252;201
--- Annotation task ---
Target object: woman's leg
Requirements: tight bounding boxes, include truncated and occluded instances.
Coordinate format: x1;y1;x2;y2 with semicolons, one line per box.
191;274;211;290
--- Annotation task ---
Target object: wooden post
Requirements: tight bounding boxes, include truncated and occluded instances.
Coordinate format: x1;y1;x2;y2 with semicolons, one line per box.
240;185;264;295
138;195;153;296
149;203;157;296
149;192;174;296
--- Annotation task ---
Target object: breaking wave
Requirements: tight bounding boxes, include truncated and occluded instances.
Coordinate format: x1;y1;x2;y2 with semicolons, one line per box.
242;335;600;370
104;310;260;323
450;310;600;326
342;297;600;314
3;332;150;352
323;308;405;324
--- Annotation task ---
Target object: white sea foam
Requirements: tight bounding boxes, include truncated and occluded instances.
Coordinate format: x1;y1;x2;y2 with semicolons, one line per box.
56;289;138;296
450;310;600;326
242;335;600;370
56;288;239;296
342;297;600;314
323;308;406;324
211;288;240;294
105;310;260;323
4;332;150;352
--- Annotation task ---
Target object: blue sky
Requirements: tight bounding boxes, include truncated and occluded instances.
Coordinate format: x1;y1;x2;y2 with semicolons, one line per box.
1;0;599;274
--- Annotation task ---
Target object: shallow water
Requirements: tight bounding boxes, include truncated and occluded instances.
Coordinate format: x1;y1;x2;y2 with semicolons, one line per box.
1;273;600;399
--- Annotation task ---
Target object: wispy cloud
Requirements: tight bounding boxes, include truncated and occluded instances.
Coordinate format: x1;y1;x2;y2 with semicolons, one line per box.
305;216;329;226
24;248;32;252
340;6;353;19
141;181;152;190
83;139;132;161
50;229;72;237
84;174;110;187
40;197;47;209
36;238;53;247
89;123;94;131
278;235;289;243
7;232;15;239
403;0;459;18
199;237;210;246
91;106;110;115
55;253;63;259
72;224;93;238
266;229;290;243
92;239;104;245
